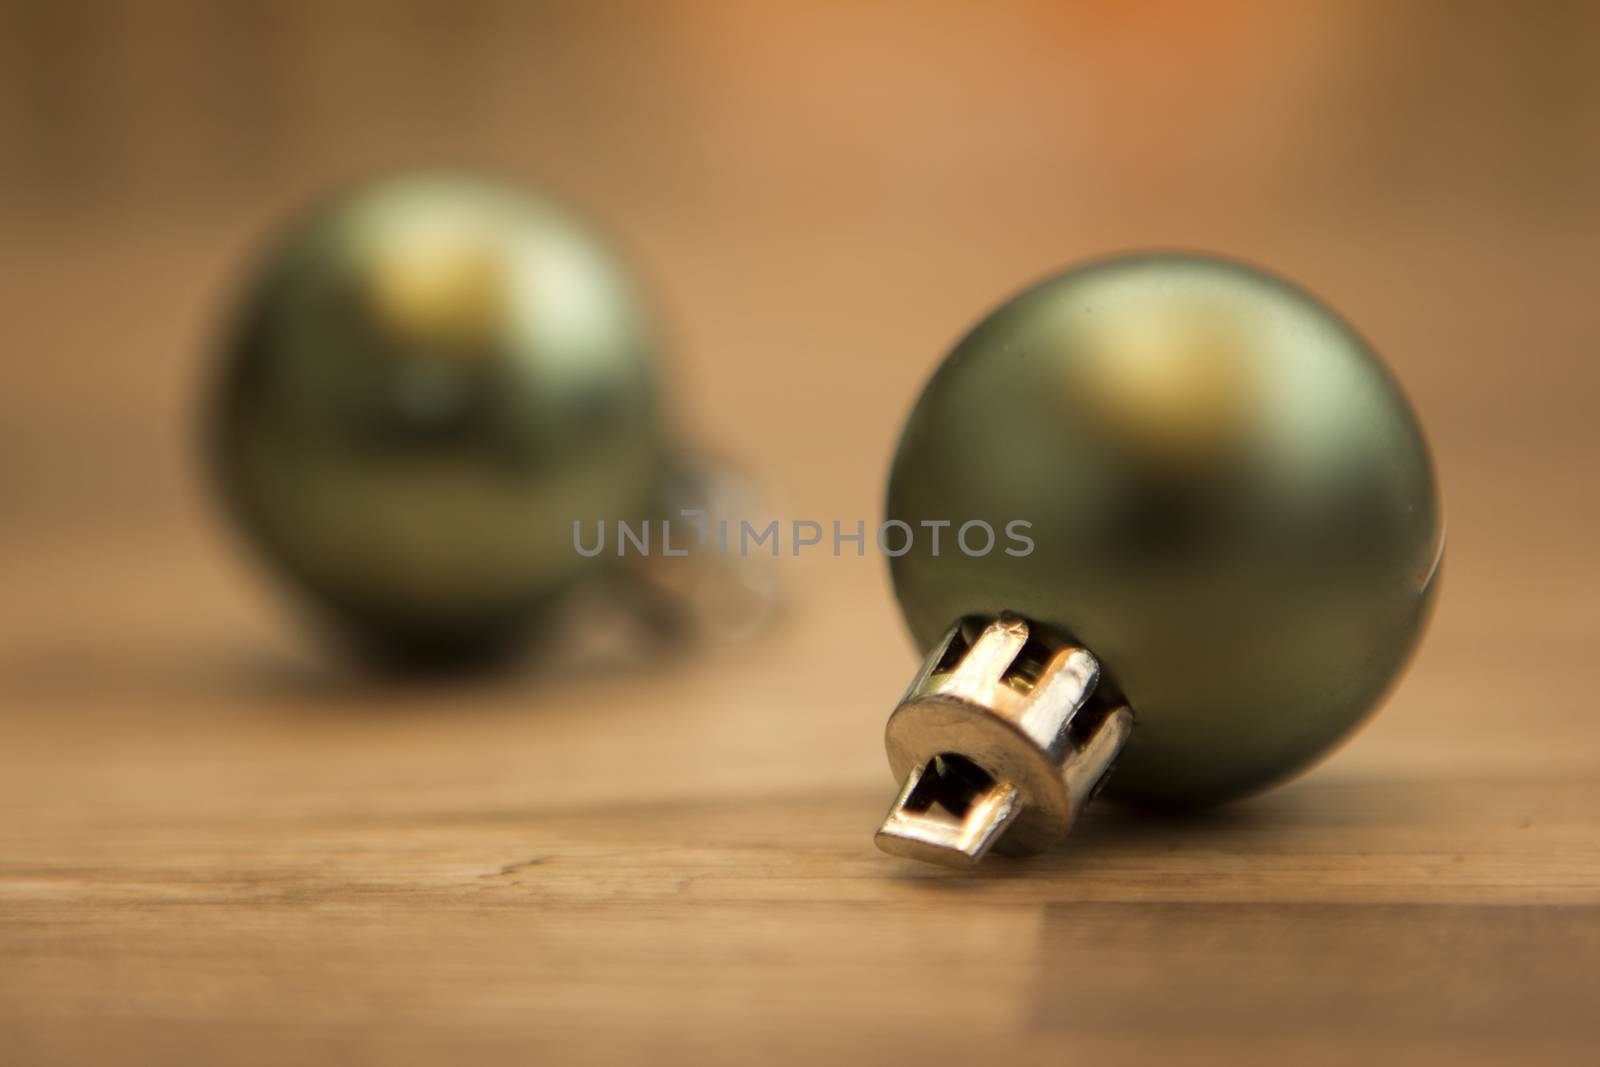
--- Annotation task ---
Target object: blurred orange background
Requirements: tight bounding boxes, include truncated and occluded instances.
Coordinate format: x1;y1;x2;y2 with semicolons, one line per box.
2;3;1594;658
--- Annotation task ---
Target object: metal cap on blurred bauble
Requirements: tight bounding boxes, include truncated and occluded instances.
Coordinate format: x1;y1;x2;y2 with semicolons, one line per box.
209;172;669;665
874;253;1443;868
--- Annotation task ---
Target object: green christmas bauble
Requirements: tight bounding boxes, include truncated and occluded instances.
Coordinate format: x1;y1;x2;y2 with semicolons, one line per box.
211;172;665;661
887;253;1442;807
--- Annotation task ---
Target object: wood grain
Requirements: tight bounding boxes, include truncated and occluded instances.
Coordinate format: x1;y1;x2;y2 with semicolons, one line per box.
2;509;1597;1065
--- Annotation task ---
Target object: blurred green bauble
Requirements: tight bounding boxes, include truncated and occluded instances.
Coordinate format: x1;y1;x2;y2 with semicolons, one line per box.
887;253;1442;807
210;172;666;662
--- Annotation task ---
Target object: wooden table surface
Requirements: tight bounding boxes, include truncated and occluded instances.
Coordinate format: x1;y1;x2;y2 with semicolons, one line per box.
2;4;1597;1064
